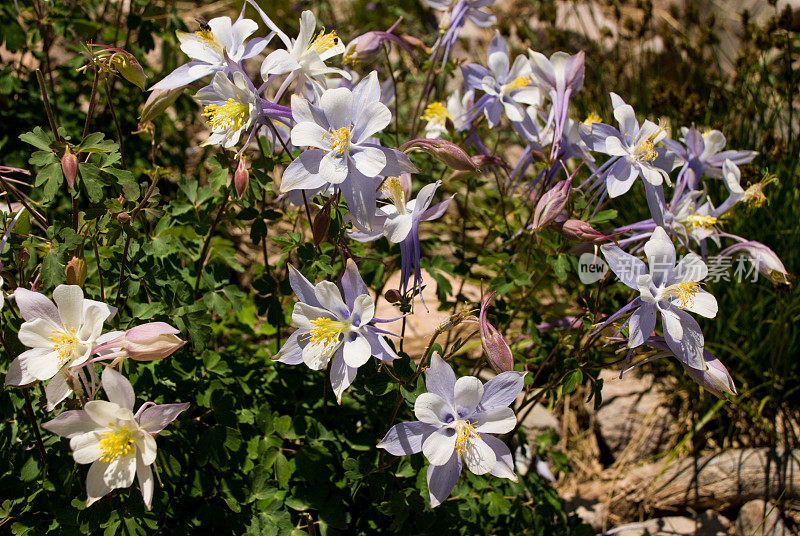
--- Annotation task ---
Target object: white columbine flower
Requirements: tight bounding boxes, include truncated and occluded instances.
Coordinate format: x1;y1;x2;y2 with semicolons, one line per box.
5;285;116;410
43;368;189;509
151;16;267;91
260;10;347;91
195;71;260;148
421;90;473;139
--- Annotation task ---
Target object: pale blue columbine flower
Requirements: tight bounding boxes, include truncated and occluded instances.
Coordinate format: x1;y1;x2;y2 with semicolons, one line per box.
259;10;348;95
349;179;454;304
151;15;268;91
599;226;718;369
528;50;585;159
377;352;523;508
584;93;678;198
426;0;497;66
661;126;756;186
280;72;417;230
273;260;398;403
461;33;540;127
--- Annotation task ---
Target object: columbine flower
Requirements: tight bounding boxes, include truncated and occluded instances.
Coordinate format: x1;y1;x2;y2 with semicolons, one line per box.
600;226;718;369
477;292;514;373
377;352;523;507
661;126;756;185
461;33;540;127
350;179;454;304
196;72;260;149
528;49;585;158
422;90;472;139
151;15;267;90
587;93;678;197
42;368;189;509
273;259;398;403
5;285;116;410
259;10;347;91
280;72;416;230
717;240;790;285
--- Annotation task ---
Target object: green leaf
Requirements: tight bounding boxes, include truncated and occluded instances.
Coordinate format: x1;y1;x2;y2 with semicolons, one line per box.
19;126;53;151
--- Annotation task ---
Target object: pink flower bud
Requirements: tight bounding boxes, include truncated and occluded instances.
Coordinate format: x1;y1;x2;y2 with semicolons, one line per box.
720;240;790;285
559;219;607;242
61;146;78;189
682;350;737;397
400;139;477;171
234;155;249;199
65;257;87;286
100;322;186;362
478;292;514;373
344;32;384;65
531;180;571;231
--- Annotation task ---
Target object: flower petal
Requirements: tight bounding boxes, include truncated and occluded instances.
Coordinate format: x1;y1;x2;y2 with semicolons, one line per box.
330;350;358;404
342;331;372;368
138;403;190;434
377;421;437;456
101;368;135;411
483;433;518;481
415;392;455;425
422;428;457;466
136;453;154;510
13;288;59;324
426;450;462;508
628;303;657;348
478;371;525;411
453;376;484;417
425;352;456;408
42;410;99;438
472;407;516;434
53;285;84;331
461;434;496;475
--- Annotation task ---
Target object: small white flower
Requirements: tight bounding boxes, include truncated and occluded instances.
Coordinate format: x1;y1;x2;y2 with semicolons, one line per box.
422;90;472;139
196;71;260;148
43;368;189;509
5;285;116;409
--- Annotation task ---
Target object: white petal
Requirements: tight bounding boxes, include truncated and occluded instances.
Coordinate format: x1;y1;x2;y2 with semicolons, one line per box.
453;376;484;415
461;434;497;475
679;291;717;318
136;455;154;510
86;460;113;506
71;432;102;464
422;428;457;466
45;368;73;411
18;318;59;349
351;146;386;177
84;400;130;427
53;285;84;330
101;368;135;411
415;392;455;425
472;407;516;434
319;153;349;184
342;332;371;368
291;121;329;149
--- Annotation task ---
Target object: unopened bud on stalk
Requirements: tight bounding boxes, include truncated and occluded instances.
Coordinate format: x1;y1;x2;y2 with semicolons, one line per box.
531;180;571;231
385;289;402;303
139;87;182;125
94;322;186;363
234;155;249;199
682;350;737;397
478;291;514;373
117;212;130;223
65;257;87;286
344;33;384;65
559;219;607;242
61;146;78;189
400;139;477;171
313;203;331;246
719;240;790;285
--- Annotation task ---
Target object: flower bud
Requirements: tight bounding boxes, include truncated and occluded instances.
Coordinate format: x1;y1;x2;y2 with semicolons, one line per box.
559;219;607;242
478;291;513;373
97;322;186;362
384;289;402;303
531;180;571;231
61;146;78;189
400;139;477;171
111;51;147;90
139;88;182;125
344;32;384;65
234;155;249;199
313;202;331;246
117;212;130;223
719;240;790;285
65;257;87;286
682;350;737;397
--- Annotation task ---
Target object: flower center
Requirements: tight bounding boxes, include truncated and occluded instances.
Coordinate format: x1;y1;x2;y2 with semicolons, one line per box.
379;176;407;215
195;30;224;55
325;125;352;157
301;317;349;367
421;102;452;128
307;29;339;55
98;424;136;462
202;97;249;131
662;281;702;308
583;112;602;126
684;213;717;230
49;327;79;366
454;420;477;453
633;138;658;163
502;76;532;94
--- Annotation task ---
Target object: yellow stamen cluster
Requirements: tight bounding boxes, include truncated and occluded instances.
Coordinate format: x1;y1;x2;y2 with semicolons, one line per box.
301;317;347;367
663;281;702;308
454;420;477;453
583;112;602;126
685;213;717;230
98;424;136;462
308;29;339;55
420;102;452;126
742;172;777;208
195;30;224;54
50;327;79;365
633;138;658;163
325;126;352;157
202;97;249;131
502;76;532;93
380;176;407;214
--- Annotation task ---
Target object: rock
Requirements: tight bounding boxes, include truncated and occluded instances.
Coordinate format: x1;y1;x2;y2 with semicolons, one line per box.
521;403;560;434
609;510;729;536
735;499;789;536
593;370;675;462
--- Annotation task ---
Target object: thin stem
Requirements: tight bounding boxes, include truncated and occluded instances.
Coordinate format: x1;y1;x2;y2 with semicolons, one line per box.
22;388;48;464
193;187;231;299
114;233;131;310
82;67;101;138
104;77;126;169
35;70;60;141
